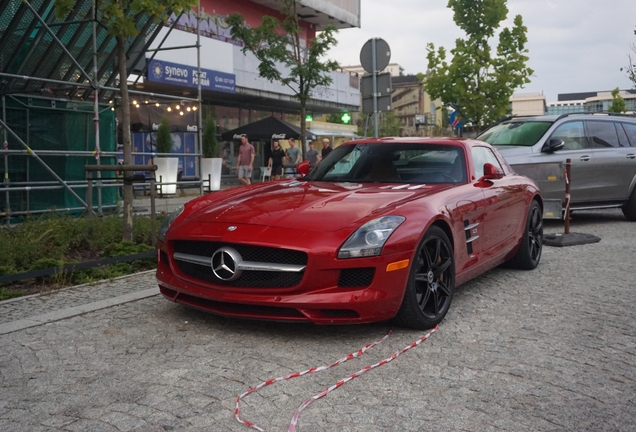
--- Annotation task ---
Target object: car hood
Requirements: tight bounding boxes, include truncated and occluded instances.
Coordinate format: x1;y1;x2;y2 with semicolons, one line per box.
182;181;447;232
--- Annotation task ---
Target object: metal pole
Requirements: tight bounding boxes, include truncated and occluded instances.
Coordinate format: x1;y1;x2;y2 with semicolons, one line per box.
92;0;103;215
372;38;378;138
86;172;94;216
150;174;156;247
564;158;571;235
197;1;204;196
2;96;9;222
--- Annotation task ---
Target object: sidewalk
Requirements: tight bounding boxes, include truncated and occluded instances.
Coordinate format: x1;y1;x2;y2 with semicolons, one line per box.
0;271;158;335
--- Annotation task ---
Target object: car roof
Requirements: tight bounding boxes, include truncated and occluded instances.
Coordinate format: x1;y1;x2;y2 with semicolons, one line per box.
503;112;636;123
341;136;489;150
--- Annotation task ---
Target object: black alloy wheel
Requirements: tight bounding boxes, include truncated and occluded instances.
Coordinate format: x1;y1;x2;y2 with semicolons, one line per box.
396;226;455;330
509;200;543;270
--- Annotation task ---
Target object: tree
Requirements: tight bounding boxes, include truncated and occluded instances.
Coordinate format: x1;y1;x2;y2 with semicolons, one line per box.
226;0;339;152
424;0;533;131
608;87;626;113
156;117;173;155
378;111;401;137
202;113;219;158
54;0;195;241
623;27;636;88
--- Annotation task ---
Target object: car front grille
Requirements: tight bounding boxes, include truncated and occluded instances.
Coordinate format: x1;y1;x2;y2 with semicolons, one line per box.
171;240;307;288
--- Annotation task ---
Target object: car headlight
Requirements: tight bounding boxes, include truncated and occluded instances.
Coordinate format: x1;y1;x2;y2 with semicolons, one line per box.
338;216;405;259
157;204;185;243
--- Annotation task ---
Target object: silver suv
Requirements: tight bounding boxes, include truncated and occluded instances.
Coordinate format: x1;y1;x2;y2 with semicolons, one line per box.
477;113;636;221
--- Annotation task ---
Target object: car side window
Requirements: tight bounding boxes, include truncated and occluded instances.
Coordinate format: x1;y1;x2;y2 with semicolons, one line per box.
587;121;620;148
472;146;503;179
615;123;631;147
550;121;586;150
621;123;636;147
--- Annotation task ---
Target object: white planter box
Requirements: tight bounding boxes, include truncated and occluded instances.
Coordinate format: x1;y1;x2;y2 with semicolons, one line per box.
155;157;179;195
201;158;223;191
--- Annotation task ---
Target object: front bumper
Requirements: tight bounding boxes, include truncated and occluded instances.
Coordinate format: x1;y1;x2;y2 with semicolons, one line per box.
156;236;413;325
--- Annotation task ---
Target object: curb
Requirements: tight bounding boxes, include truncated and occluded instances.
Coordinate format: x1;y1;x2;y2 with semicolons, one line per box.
0;288;159;335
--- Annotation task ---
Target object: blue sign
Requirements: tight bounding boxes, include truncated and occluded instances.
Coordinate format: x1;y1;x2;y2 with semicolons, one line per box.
147;59;236;94
450;110;465;128
123;132;198;179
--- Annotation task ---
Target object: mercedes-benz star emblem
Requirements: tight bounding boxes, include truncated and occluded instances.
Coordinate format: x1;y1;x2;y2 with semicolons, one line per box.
210;247;243;281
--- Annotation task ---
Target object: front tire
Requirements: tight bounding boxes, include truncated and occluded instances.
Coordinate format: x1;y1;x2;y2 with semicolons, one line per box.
509;200;543;270
396;226;455;330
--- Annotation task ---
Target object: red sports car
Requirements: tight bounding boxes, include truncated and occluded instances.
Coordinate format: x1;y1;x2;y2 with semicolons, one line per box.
157;138;543;329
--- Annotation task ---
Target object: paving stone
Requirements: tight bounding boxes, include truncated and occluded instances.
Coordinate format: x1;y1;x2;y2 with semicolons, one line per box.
1;209;635;431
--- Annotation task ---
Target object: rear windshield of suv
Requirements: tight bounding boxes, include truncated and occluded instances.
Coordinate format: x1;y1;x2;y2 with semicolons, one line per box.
477;121;552;146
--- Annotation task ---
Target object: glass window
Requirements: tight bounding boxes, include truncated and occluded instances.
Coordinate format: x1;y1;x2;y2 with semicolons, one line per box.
471;147;503;179
477;121;552;146
615;123;630;147
550;121;586;150
621;123;636;147
587;121;620;148
306;143;466;184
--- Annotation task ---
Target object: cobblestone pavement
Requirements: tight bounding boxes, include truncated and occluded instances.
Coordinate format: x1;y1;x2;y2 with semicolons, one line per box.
1;209;635;431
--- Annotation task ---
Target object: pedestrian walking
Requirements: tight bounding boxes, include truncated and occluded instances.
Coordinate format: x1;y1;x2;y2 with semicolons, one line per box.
236;135;255;185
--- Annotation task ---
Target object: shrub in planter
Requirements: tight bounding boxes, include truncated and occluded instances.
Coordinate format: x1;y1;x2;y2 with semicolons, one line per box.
202;113;219;158
201;113;223;191
156;117;172;155
154;117;178;194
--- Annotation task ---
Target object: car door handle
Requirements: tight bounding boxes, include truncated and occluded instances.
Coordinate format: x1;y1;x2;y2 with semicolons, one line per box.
627;153;636;159
580;155;590;162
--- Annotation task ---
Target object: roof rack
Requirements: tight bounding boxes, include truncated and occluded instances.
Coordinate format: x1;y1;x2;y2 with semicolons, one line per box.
555;111;636;121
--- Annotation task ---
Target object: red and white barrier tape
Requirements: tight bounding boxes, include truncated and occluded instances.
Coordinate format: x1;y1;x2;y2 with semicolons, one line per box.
235;324;438;432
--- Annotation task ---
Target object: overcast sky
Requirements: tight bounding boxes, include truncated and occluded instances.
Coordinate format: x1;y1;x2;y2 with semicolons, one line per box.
327;0;635;102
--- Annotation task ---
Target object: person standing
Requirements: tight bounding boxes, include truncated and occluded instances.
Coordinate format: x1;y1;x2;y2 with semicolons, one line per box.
321;138;333;159
268;140;286;180
236;135;255;185
285;137;301;168
305;142;321;167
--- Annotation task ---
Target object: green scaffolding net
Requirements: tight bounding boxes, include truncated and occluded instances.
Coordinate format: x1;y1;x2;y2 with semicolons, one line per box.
1;96;118;216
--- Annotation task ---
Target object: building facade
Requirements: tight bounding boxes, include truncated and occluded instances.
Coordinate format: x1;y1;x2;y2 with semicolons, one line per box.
511;90;636;116
131;0;362;174
141;0;361;131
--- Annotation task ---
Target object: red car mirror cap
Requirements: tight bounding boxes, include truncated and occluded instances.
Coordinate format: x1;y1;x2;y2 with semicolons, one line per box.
479;163;504;182
297;161;311;176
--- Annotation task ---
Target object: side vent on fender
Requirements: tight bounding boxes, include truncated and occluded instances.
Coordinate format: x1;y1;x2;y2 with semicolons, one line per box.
463;220;479;255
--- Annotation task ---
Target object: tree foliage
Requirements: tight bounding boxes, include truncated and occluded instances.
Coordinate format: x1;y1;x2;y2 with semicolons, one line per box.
156;117;173;154
624;27;636;88
226;0;340;151
424;0;533;130
608;88;626;113
378;111;402;137
54;0;195;241
202;113;219;158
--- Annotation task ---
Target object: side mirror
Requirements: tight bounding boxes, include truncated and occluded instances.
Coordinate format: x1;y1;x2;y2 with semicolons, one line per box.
296;161;311;176
478;163;504;182
541;138;565;153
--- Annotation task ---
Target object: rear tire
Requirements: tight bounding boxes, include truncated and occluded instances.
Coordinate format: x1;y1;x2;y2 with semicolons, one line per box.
622;187;636;221
396;226;455;330
509;200;543;270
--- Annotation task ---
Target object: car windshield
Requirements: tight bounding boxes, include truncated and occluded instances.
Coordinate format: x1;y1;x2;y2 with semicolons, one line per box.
304;143;467;184
477;121;552;146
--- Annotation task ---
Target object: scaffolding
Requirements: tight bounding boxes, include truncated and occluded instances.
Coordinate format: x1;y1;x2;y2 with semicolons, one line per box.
0;0;206;222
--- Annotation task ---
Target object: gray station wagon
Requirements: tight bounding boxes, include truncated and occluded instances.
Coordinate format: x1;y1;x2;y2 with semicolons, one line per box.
477;113;636;221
